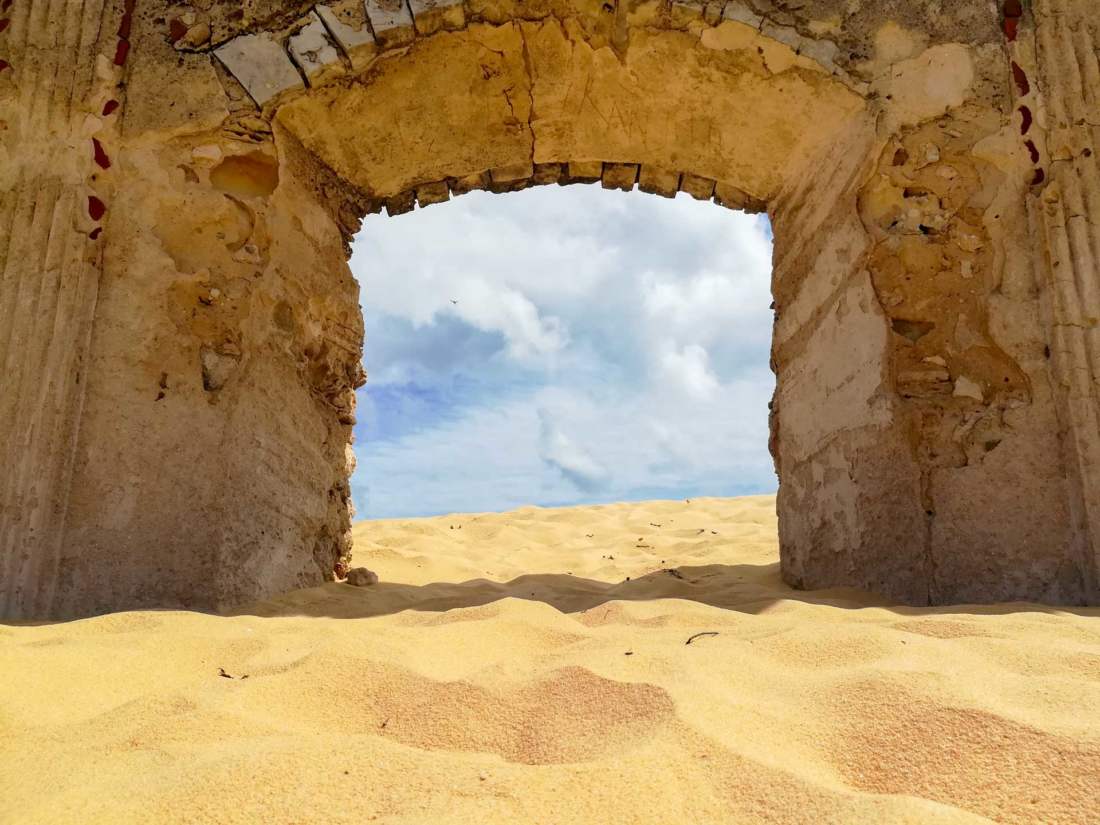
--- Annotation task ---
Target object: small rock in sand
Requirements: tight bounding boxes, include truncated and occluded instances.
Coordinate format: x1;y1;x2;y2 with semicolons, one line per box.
346;567;379;587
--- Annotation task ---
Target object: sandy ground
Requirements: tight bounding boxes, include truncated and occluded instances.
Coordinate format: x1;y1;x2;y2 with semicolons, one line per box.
2;495;1099;824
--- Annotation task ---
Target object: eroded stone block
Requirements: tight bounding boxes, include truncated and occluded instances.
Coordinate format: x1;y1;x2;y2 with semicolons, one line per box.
532;163;563;186
450;171;490;194
714;181;765;213
565;160;602;183
364;0;415;49
408;0;465;35
638;166;680;198
722;2;762;29
385;190;416;215
490;162;533;184
670;0;706;27
214;33;304;106
797;38;840;73
416;180;450;206
316;3;377;68
601;162;638;191
761;21;802;52
288;12;344;83
680;173;716;200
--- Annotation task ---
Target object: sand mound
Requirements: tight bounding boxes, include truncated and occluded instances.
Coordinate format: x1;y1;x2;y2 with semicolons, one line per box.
2;496;1099;823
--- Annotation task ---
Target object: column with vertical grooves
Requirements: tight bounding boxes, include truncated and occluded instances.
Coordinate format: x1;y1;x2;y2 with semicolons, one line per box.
1032;0;1100;600
0;0;114;618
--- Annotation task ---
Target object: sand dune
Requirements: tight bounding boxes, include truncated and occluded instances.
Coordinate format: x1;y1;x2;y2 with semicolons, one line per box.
2;495;1099;824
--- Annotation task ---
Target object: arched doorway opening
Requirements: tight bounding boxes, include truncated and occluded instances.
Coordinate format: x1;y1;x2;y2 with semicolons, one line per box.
348;182;776;519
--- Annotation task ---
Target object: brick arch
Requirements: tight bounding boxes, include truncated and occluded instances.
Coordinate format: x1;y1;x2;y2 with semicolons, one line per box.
0;0;1097;618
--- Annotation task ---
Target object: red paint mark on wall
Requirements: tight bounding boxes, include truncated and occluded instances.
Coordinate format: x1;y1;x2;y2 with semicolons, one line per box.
89;227;102;240
0;60;9;72
168;18;187;43
113;38;130;66
102;99;120;116
1019;105;1033;135
0;19;9;33
88;196;106;221
1003;1;1040;187
92;138;111;169
111;0;136;66
1011;62;1030;96
0;0;11;11
1003;1;1022;42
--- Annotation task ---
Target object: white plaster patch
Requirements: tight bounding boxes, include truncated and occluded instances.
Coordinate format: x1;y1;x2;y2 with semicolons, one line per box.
876;44;975;130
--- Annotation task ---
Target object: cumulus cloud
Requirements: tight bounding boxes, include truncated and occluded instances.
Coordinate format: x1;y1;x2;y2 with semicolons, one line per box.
349;184;776;518
657;342;720;400
537;410;611;492
447;279;568;362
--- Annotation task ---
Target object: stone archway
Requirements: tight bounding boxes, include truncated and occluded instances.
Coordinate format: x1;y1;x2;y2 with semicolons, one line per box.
1;0;1097;619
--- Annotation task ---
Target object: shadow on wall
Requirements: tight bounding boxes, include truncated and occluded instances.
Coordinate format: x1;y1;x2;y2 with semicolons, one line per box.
228;562;1100;622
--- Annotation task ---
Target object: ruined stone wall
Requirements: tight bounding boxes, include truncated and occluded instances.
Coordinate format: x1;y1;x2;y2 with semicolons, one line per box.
0;0;1096;617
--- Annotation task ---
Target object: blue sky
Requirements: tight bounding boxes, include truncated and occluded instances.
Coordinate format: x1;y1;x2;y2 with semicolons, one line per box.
348;184;777;519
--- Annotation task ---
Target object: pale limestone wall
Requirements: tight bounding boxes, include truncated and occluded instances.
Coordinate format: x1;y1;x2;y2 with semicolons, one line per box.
0;0;1096;617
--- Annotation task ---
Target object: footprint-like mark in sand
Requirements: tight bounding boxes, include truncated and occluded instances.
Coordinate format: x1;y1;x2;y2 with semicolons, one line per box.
827;680;1100;824
352;663;676;764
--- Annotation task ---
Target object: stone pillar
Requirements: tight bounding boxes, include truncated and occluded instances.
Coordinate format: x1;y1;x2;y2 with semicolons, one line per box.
773;14;1094;605
1029;0;1100;602
770;114;932;604
0;0;122;618
0;4;363;618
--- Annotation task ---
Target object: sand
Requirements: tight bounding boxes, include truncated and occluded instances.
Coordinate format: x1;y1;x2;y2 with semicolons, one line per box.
2;495;1099;824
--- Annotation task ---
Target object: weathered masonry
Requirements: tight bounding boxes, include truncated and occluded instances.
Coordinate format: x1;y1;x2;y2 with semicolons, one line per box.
0;0;1097;618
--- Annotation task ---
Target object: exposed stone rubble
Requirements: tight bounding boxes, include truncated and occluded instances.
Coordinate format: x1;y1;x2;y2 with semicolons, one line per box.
1;0;1098;617
345;567;380;586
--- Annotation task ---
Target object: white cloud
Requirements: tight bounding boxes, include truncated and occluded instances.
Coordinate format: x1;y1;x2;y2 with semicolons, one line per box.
657;342;720;400
447;279;568;362
537;409;611;492
349;185;777;518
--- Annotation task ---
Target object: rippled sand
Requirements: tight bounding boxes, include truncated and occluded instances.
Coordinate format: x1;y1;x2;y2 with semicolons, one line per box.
2;495;1099;824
